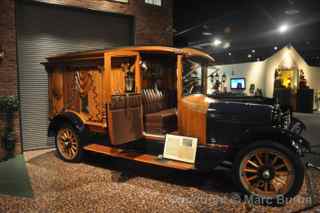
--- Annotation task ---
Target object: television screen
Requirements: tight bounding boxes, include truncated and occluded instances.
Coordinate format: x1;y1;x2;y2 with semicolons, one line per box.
230;78;246;89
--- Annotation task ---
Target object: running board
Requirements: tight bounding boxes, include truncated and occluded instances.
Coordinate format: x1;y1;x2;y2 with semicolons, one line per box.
83;144;194;171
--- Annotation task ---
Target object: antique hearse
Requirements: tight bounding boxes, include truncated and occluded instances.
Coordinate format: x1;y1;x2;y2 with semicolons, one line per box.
43;46;310;204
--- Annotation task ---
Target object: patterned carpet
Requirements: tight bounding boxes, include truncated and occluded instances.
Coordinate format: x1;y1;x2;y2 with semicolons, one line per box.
0;151;318;212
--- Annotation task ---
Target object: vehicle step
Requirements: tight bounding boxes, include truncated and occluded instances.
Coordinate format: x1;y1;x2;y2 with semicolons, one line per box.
83;144;194;171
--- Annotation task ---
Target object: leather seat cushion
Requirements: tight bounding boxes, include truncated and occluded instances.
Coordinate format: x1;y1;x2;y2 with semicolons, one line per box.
144;108;177;134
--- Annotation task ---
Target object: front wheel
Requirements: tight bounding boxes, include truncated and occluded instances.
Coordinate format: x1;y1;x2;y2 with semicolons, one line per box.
233;141;305;205
56;124;83;162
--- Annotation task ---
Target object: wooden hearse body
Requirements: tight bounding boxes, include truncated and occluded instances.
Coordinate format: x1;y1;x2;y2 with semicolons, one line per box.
43;46;311;203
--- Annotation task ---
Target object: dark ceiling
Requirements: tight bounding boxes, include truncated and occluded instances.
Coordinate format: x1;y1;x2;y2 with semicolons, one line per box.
173;0;320;66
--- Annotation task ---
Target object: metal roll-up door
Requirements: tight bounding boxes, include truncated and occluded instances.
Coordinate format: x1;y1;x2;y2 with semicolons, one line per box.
16;2;133;150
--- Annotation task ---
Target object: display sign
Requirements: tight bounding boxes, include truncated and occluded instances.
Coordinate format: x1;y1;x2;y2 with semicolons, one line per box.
163;134;198;164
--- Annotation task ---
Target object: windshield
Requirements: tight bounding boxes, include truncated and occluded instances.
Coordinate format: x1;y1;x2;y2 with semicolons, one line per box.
182;57;207;96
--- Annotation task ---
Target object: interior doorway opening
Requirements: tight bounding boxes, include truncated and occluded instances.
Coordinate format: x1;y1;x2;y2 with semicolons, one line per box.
140;53;178;136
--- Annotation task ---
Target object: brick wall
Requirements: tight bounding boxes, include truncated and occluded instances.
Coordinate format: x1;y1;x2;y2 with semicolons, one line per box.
0;0;173;156
0;0;17;96
0;0;21;159
31;0;173;45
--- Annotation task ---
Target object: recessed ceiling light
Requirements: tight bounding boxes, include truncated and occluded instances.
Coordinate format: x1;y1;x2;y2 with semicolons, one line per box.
248;54;252;58
278;24;290;34
223;42;231;49
252;50;256;53
228;52;232;56
285;9;300;16
212;39;222;47
274;46;278;51
202;32;213;36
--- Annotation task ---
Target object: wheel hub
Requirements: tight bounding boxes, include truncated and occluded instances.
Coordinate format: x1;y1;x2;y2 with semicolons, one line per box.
258;166;275;181
262;169;271;180
64;140;71;147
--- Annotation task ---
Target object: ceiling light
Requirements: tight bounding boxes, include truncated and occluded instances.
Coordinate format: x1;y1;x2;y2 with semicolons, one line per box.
228;52;232;56
248;54;252;58
285;9;300;16
274;46;278;51
251;50;256;53
202;32;213;36
212;39;222;47
223;42;231;49
278;24;289;34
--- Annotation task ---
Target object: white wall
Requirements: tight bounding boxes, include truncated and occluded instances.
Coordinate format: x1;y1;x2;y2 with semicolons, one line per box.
208;61;266;95
209;46;320;99
264;46;310;97
307;66;320;90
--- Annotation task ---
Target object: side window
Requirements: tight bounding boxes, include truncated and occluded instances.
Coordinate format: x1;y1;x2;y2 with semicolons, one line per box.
145;0;162;6
183;59;203;96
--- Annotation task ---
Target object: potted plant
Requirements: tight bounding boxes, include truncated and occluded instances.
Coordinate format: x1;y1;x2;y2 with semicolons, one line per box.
0;96;19;160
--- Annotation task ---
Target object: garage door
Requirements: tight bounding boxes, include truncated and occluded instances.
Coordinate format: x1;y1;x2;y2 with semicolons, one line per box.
16;2;133;150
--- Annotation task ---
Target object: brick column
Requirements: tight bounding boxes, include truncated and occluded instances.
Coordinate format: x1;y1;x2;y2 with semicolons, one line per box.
0;0;22;158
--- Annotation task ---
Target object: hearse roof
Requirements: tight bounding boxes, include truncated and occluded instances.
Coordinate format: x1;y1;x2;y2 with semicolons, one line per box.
45;46;215;64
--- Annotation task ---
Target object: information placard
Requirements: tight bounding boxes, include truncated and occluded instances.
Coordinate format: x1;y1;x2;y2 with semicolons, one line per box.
163;134;198;164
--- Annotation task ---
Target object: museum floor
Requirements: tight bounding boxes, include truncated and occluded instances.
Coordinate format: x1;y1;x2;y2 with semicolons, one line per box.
0;113;320;212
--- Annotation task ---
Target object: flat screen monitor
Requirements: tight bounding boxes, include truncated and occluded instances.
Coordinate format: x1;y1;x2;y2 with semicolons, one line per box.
230;78;246;90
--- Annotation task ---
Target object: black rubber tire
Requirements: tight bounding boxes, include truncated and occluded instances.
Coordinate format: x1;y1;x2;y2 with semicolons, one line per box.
232;141;305;206
55;123;83;163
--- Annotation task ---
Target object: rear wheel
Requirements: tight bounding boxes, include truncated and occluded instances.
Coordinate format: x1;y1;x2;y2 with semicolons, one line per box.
233;141;305;205
56;124;83;162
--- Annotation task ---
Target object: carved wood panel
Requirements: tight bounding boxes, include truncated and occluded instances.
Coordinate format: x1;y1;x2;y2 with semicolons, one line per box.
48;66;103;123
86;70;103;122
49;70;64;117
63;71;80;112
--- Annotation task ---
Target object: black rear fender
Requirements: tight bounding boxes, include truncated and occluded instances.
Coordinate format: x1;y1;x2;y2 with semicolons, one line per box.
48;112;85;137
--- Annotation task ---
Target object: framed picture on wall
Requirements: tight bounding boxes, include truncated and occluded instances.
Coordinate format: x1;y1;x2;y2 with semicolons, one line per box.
107;0;129;4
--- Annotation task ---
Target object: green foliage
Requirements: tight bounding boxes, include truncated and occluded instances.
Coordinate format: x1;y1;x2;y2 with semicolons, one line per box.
0;96;19;113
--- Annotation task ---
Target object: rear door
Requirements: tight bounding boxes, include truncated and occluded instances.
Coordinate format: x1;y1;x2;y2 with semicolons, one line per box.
105;51;143;145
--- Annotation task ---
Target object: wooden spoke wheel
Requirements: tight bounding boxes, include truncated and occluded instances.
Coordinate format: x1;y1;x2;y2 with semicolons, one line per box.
56;125;83;162
233;141;305;204
239;148;294;198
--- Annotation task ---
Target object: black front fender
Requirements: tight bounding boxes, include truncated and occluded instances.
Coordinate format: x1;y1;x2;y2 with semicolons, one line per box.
48;112;85;137
237;127;311;155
